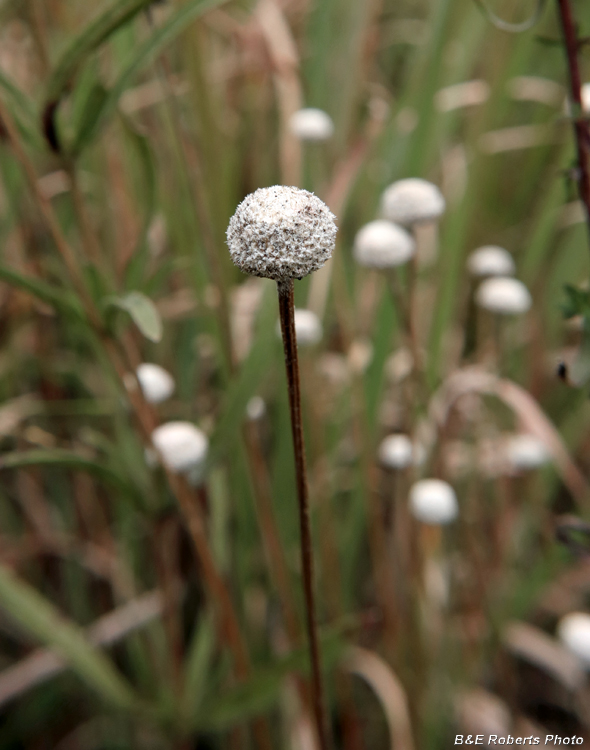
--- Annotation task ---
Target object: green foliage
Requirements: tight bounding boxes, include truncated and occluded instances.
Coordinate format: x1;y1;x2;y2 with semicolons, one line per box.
105;291;163;342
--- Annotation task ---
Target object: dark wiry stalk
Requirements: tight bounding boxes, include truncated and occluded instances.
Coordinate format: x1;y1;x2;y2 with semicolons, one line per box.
277;279;330;750
557;0;590;252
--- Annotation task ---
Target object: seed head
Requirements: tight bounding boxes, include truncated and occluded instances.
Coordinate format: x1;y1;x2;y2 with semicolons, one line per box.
505;434;549;471
289;108;334;141
475;277;531;315
227;186;337;283
136;363;175;404
557;612;590;667
381;178;445;226
353;220;415;268
151;421;208;475
467;246;515;277
409;479;458;525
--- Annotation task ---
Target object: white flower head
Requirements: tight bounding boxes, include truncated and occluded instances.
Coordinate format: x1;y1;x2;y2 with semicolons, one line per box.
475;277;532;315
275;308;323;346
289;108;334;141
381;178;446;226
557;612;590;667
227;186;337;283
151;421;208;475
468;246;515;277
505;434;550;471
378;434;414;469
409;479;458;525
353;220;415;268
136;363;175;405
582;83;590;113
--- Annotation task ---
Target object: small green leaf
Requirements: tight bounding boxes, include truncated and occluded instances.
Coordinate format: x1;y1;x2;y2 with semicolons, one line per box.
0;70;43;149
562;284;590;319
0;564;143;711
107;291;163;342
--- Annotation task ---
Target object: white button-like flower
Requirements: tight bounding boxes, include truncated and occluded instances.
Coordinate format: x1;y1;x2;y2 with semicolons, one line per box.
409;479;458;525
381;178;446;226
289;108;334;141
227;186;337;283
246;395;266;421
378;434;414;469
151;421;208;474
475;277;532;315
467;246;515;277
136;363;175;404
557;612;590;667
353;220;415;268
505;434;550;471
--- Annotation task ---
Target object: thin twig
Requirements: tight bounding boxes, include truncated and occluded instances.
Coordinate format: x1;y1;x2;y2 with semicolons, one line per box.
277;279;330;750
556;0;590;252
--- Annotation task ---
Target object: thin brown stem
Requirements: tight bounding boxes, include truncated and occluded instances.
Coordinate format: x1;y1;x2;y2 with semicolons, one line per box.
557;0;590;250
277;279;330;750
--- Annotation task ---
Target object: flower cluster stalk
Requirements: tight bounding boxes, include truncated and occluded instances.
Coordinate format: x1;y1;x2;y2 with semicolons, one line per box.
277;279;330;750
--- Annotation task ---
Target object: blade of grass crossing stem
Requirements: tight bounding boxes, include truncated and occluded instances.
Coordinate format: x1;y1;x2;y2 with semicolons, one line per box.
0;565;143;712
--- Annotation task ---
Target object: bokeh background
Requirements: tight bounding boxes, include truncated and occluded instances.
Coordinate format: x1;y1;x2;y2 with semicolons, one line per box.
0;0;589;747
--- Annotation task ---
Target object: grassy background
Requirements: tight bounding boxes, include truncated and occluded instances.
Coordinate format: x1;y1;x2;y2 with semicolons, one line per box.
0;0;589;747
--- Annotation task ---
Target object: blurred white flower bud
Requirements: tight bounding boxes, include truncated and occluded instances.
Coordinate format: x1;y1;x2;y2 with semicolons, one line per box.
353;220;415;268
227;186;337;282
378;433;414;469
151;421;208;474
582;83;590;113
136;363;175;404
246;395;266;421
381;178;445;226
409;479;458;525
505;434;550;471
475;277;532;315
275;308;323;346
467;246;515;277
289;108;334;141
557;612;590;667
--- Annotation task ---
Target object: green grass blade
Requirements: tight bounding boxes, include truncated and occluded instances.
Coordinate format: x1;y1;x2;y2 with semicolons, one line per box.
0;564;143;711
0;265;85;320
107;291;163;342
72;0;228;154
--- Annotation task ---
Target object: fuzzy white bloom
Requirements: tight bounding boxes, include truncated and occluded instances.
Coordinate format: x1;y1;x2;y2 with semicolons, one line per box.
353;220;415;268
136;363;175;404
275;308;323;346
227;186;337;282
151;421;208;474
582;83;590;113
378;434;414;469
505;434;550;471
409;479;458;525
475;277;532;315
246;396;266;421
381;178;445;226
557;612;590;667
289;108;334;141
467;246;515;277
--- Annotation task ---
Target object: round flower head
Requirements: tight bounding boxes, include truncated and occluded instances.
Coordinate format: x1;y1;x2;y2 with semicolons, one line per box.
151;421;208;474
475;277;532;315
505;434;549;471
467;246;515;277
557;612;590;667
246;395;266;421
289;108;334;141
378;433;414;469
409;479;458;525
227;186;337;283
353;220;415;268
381;178;446;226
136;363;175;405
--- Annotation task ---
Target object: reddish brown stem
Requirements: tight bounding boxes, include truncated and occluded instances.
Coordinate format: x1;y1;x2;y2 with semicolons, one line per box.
277;279;330;750
557;0;590;249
